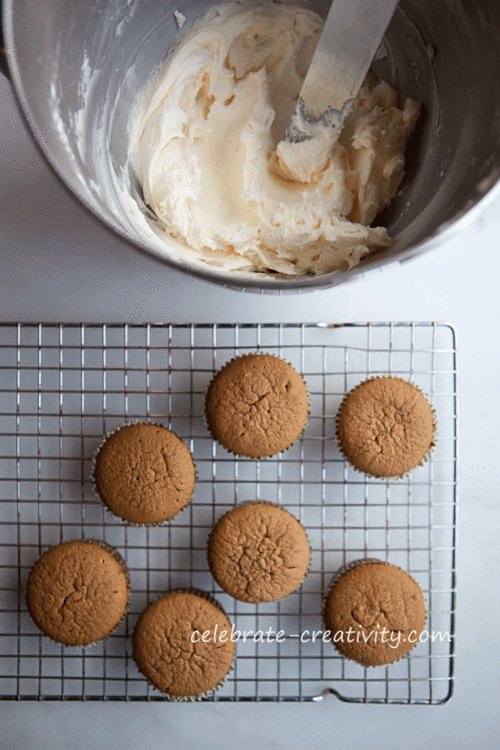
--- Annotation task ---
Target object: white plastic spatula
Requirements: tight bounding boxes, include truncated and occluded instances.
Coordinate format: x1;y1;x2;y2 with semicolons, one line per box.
283;0;400;145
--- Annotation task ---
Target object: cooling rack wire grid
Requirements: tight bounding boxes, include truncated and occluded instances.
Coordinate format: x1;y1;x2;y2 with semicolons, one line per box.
0;322;457;703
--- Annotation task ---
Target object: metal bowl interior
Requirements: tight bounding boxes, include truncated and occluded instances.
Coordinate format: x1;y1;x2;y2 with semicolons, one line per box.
4;0;500;292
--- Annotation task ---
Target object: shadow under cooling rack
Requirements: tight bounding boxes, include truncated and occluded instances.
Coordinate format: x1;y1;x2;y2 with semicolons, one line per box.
0;322;457;703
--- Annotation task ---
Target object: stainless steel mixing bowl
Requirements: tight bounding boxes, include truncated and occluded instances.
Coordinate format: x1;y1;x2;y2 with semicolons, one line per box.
2;0;500;292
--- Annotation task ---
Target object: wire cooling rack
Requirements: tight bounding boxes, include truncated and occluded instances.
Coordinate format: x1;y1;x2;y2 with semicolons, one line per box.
0;322;457;703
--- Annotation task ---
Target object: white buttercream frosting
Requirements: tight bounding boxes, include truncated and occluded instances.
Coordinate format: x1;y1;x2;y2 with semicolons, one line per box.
127;1;420;276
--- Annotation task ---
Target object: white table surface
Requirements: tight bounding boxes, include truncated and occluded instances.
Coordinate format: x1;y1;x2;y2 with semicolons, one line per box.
0;72;499;749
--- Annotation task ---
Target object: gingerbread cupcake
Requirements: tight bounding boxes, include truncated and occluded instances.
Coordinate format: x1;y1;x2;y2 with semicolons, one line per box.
132;590;235;700
204;353;309;458
323;559;426;667
92;422;196;525
208;502;310;603
336;377;436;478
26;540;130;647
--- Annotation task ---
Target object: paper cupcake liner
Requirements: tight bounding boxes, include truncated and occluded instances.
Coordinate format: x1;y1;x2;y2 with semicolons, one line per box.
91;420;197;527
335;376;438;480
25;538;131;649
322;558;427;668
131;587;236;702
203;352;311;460
207;500;311;604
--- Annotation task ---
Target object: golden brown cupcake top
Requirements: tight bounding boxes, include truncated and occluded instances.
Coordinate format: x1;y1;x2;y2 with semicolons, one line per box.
26;540;129;647
323;560;426;667
204;353;309;458
208;502;310;603
336;377;435;477
132;591;234;698
93;422;196;524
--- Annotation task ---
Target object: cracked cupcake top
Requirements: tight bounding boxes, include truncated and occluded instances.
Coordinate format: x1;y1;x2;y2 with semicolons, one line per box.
204;353;309;458
132;591;235;698
323;560;426;667
26;540;129;646
208;502;310;603
336;377;435;478
93;423;196;524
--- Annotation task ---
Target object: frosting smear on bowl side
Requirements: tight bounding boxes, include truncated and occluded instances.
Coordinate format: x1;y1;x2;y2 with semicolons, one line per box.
128;1;420;276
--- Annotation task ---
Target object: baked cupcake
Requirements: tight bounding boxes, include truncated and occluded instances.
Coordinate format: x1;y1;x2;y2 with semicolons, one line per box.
132;590;235;700
336;377;436;478
208;502;310;603
323;559;426;667
26;540;130;647
204;353;309;458
92;422;196;525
